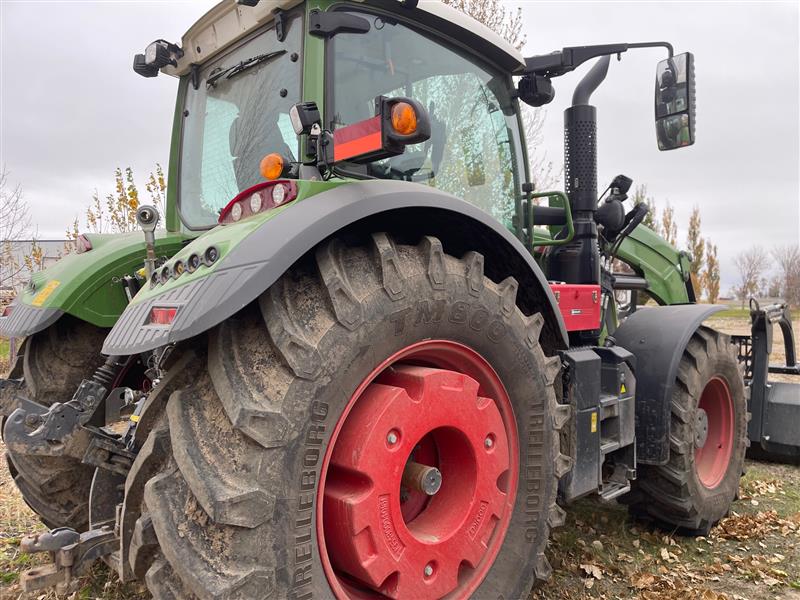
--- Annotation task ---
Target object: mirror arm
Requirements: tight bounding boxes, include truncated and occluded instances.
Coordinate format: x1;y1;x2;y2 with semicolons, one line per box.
627;41;674;57
524;41;673;77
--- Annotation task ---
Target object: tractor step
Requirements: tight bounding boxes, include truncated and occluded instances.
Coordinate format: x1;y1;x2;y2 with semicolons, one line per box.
599;481;631;502
19;527;117;594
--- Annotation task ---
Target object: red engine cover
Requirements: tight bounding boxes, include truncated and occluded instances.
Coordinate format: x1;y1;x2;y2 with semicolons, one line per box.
549;283;602;331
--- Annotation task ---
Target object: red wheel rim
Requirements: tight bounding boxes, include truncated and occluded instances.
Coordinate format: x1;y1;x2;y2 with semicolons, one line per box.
317;340;519;599
694;376;734;489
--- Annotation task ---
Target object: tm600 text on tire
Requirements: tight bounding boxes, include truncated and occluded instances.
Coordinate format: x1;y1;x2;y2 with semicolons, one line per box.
125;233;571;599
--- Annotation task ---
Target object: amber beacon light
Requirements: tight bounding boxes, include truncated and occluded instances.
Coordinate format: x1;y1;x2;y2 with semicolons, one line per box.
260;153;286;181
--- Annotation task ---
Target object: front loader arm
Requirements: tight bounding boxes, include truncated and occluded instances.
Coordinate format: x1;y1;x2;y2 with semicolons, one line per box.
615;224;693;305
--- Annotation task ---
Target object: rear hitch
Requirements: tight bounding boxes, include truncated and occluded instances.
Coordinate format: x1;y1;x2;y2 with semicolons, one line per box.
19;527;117;594
3;354;139;475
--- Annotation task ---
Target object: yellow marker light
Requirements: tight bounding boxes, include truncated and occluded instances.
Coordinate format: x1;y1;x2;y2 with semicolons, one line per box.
391;102;417;135
260;153;284;180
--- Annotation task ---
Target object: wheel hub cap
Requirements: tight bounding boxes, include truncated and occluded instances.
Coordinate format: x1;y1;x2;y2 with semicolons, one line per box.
695;376;734;489
318;341;518;599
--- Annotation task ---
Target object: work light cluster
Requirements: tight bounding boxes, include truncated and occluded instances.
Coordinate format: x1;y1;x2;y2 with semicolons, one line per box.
149;245;219;288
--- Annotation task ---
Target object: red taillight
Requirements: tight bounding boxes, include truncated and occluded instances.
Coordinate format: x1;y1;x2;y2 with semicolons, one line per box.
149;307;178;325
75;234;93;254
218;181;298;224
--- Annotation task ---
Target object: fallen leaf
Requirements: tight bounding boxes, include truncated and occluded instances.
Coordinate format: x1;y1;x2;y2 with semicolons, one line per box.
580;563;604;580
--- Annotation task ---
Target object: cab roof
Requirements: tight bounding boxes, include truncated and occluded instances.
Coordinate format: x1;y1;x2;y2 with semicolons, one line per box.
164;0;526;77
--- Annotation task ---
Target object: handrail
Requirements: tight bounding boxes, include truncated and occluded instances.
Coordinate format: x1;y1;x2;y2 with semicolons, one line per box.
528;190;575;248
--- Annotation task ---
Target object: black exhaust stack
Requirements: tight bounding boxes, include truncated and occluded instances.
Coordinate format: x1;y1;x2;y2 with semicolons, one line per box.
548;55;610;289
547;56;610;344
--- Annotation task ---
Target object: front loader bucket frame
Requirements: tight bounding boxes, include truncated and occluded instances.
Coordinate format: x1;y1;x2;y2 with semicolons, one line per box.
733;300;800;462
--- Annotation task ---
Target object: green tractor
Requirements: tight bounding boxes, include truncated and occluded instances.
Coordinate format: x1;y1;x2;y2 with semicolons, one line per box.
1;0;798;598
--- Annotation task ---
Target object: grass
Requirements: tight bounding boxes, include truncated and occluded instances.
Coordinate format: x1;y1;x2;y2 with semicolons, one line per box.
712;307;800;320
0;338;9;373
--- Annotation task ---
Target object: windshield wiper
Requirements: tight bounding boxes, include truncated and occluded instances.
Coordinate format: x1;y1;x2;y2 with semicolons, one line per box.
206;49;287;88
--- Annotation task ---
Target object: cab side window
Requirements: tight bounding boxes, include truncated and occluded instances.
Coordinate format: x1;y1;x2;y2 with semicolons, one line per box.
331;11;519;227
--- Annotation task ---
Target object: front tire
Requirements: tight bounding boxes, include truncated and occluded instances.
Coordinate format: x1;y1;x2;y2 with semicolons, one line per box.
627;326;747;534
2;316;106;531
126;234;570;599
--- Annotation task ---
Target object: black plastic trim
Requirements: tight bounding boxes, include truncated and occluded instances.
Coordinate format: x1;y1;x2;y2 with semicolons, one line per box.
103;181;568;355
0;303;63;339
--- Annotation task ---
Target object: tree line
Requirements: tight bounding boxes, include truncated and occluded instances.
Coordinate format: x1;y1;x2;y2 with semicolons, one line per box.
634;184;798;308
0;164;165;297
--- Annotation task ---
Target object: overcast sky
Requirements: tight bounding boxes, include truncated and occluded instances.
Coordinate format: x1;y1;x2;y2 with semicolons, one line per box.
1;0;798;292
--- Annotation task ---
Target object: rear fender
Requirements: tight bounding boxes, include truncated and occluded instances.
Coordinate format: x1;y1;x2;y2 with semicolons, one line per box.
0;231;192;339
613;304;726;464
102;180;568;355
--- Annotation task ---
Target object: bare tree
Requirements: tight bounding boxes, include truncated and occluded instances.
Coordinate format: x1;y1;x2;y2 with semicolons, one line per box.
766;275;782;298
443;0;558;191
733;246;769;308
0;166;32;293
771;244;800;307
702;241;721;304
521;107;560;192
441;0;525;50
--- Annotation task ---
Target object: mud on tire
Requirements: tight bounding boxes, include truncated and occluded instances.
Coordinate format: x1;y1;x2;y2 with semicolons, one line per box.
125;234;571;599
626;326;747;534
1;316;107;531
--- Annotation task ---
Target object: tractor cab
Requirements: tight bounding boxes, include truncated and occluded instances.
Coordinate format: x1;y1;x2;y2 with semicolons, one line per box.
135;0;528;232
132;2;519;223
135;0;695;278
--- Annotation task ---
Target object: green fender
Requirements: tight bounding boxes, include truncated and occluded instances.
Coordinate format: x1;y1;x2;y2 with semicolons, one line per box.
4;230;193;332
616;225;693;305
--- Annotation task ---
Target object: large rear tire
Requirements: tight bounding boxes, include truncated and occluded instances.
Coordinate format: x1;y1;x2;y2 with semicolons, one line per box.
125;234;570;599
1;316;107;531
627;326;747;534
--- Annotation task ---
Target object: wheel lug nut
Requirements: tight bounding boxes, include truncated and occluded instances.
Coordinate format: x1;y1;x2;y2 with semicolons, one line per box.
424;563;434;577
484;435;494;449
387;430;399;445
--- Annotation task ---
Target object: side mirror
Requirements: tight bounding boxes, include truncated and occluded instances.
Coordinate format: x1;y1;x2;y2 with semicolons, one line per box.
654;52;695;150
